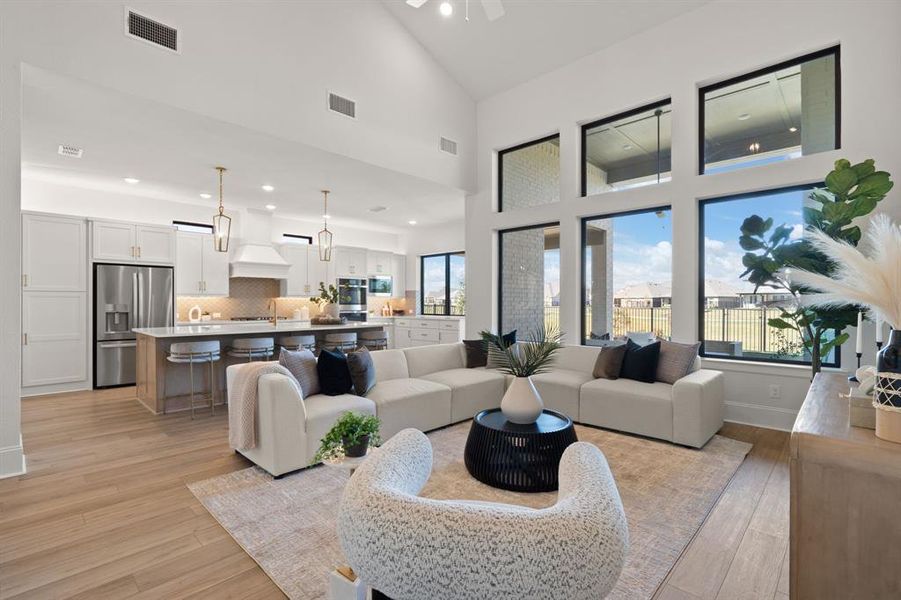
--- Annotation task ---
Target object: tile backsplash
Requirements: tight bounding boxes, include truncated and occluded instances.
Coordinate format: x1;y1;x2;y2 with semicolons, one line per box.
176;277;407;321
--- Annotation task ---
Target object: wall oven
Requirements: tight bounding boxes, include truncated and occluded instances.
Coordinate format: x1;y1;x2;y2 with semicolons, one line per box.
368;275;393;296
337;278;367;311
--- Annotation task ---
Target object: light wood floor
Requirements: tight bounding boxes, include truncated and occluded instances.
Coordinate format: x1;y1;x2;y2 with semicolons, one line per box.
1;387;790;599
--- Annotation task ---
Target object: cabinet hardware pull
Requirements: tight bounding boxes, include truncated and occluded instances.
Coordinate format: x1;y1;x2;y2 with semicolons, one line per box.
137;246;141;258
23;333;28;346
131;246;135;257
22;274;27;288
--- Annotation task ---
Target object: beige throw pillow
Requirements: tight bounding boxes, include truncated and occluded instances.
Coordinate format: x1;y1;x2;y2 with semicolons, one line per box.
278;348;320;398
656;340;701;384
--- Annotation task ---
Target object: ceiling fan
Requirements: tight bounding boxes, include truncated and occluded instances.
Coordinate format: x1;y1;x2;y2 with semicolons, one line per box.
405;0;505;22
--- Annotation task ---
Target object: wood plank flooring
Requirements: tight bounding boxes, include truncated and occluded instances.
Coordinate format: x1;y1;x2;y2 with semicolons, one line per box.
1;387;790;599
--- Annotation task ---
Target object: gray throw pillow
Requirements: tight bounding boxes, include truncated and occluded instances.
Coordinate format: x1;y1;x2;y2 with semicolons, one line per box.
592;343;627;379
347;346;376;397
656;340;701;384
279;348;320;398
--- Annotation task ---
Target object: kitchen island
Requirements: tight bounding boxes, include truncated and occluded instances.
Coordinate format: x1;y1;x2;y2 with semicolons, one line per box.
133;321;385;414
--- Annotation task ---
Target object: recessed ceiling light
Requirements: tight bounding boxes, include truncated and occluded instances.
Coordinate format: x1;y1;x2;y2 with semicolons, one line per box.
789;126;798;133
622;144;633;151
439;1;453;16
408;220;418;225
199;193;212;199
748;141;760;153
261;184;274;192
123;177;140;184
737;113;751;121
265;204;276;210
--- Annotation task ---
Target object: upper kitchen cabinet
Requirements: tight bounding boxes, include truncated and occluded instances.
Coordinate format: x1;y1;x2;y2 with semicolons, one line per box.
175;232;229;296
367;250;393;275
280;243;312;297
392;254;406;296
22;213;87;292
91;220;175;264
334;246;367;277
309;245;333;290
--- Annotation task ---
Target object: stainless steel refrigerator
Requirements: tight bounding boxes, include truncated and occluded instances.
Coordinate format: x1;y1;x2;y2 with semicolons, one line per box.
94;264;173;388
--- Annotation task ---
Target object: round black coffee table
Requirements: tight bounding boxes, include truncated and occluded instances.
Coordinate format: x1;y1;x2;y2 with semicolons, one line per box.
464;408;578;492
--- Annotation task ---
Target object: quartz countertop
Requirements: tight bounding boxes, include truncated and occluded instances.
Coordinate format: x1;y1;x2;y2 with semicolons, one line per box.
134;321;385;339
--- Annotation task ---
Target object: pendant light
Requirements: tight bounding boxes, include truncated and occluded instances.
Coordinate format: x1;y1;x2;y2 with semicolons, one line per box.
318;189;333;261
212;166;231;252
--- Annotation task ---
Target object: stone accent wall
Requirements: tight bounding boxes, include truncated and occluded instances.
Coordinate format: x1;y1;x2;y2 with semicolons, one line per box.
501;141;560;210
585;219;614;339
500;228;546;335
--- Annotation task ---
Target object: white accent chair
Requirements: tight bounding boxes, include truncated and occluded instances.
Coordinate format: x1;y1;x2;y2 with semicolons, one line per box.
337;428;629;600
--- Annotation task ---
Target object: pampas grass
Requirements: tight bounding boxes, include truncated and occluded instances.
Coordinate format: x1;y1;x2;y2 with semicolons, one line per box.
790;214;901;328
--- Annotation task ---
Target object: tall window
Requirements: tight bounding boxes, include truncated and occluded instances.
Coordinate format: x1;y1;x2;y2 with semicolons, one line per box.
582;100;672;196
700;46;839;174
581;207;672;345
498;134;560;212
421;252;465;316
498;224;560;335
699;185;839;366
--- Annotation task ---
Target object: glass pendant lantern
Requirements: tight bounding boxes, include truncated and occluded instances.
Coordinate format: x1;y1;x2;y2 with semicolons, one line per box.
212;166;231;252
318;189;333;261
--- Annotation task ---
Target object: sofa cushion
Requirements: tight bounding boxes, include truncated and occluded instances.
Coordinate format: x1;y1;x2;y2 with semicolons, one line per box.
367;378;452;440
303;393;376;459
370;349;409;382
278;348;320;397
403;343;465;378
619;339;661;383
317;348;354;396
530;369;594;421
420;368;506;422
551;345;602;375
656;340;701;384
580;377;673;442
592;344;627;379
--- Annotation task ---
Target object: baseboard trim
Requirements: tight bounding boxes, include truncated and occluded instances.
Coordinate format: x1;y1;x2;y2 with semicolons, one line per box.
0;436;26;479
725;401;798;432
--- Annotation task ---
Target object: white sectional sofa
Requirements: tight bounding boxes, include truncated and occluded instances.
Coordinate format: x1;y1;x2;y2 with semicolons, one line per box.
227;342;724;477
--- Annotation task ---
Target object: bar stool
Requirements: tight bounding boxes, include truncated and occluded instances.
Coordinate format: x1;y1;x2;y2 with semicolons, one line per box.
358;330;388;351
322;332;358;353
279;334;317;352
228;337;275;362
164;340;220;418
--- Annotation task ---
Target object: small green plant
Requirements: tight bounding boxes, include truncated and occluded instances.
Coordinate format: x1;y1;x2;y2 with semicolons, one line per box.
310;282;339;306
481;326;563;377
312;411;381;464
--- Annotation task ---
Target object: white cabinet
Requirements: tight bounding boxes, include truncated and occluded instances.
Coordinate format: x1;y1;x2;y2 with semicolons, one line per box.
281;243;313;297
22;213;86;292
367;251;392;275
309;246;333;290
334;246;367;277
391;317;462;348
392;254;406;296
176;232;229;296
22;292;87;387
92;220;175;264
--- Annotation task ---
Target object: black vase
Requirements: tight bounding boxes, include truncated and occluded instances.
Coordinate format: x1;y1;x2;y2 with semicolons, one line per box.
342;434;370;458
876;329;901;407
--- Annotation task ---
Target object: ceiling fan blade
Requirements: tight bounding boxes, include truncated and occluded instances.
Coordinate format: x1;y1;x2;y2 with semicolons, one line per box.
406;0;430;7
480;0;505;21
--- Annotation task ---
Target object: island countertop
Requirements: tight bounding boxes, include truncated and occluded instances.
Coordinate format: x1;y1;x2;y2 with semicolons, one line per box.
133;321;384;339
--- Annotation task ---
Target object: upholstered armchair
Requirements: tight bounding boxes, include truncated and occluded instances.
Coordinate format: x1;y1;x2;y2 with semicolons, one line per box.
337;428;629;600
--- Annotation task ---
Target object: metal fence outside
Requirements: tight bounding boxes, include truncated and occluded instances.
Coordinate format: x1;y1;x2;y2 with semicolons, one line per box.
423;302;465;316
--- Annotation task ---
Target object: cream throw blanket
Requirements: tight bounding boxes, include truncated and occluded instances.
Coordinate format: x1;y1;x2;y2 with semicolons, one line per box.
229;362;299;451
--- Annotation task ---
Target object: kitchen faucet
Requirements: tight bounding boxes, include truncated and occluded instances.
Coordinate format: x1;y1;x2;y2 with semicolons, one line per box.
269;299;279;326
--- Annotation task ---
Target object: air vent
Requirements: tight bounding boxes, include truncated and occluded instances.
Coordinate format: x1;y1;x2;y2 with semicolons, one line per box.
58;144;83;158
126;9;178;53
440;137;458;156
328;92;356;119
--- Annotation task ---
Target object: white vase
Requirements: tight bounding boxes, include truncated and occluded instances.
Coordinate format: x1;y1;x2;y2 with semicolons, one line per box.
501;376;544;424
321;303;339;319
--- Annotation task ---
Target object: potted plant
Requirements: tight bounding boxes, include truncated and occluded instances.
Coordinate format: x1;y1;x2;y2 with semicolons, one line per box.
310;282;340;319
312;411;382;464
482;327;563;424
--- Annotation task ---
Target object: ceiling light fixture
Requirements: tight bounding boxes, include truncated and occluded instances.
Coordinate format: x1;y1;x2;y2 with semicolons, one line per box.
212;166;231;253
738;113;751;121
318;190;333;262
261;184;274;192
199;193;212;199
439;1;453;16
748;141;761;153
408;220;418;225
123;177;140;184
265;204;276;210
789;126;798;133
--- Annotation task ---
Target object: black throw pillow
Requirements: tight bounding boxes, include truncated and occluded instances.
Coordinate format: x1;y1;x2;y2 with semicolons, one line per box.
619;339;662;383
463;339;488;368
316;348;354;396
501;329;517;347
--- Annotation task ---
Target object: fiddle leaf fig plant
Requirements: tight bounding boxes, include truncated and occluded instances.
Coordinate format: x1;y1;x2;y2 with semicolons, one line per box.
739;158;893;376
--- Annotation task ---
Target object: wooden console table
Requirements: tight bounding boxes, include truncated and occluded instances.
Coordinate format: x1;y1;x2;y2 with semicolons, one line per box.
790;373;901;598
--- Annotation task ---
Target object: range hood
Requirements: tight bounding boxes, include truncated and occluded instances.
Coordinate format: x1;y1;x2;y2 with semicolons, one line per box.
229;209;290;279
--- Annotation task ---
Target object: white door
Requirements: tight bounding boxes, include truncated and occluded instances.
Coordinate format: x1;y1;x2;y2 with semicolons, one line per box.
175;232;204;296
135;225;176;264
201;238;230;296
281;244;310;297
392;254;406;297
92;221;136;262
22;214;86;292
22;292;87;387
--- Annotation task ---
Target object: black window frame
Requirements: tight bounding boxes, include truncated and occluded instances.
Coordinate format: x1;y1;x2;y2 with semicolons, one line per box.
497;133;560;212
579;205;673;345
697;183;840;368
580;98;673;197
172;220;214;233
420;251;465;316
283;233;313;244
698;45;841;175
497;222;560;334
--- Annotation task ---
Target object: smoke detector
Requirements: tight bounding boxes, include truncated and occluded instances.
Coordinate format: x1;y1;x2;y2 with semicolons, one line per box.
58;144;83;158
368;205;389;213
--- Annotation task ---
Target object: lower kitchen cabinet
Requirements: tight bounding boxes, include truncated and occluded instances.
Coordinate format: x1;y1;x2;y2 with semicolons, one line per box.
22;291;88;390
392;317;463;349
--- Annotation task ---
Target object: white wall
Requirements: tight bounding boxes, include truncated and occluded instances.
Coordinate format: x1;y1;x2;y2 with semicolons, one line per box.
467;0;901;429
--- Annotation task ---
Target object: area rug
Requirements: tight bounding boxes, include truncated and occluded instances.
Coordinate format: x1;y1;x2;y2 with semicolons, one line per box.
189;423;751;599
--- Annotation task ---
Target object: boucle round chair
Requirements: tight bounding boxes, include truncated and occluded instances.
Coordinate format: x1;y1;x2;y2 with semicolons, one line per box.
337;428;629;600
